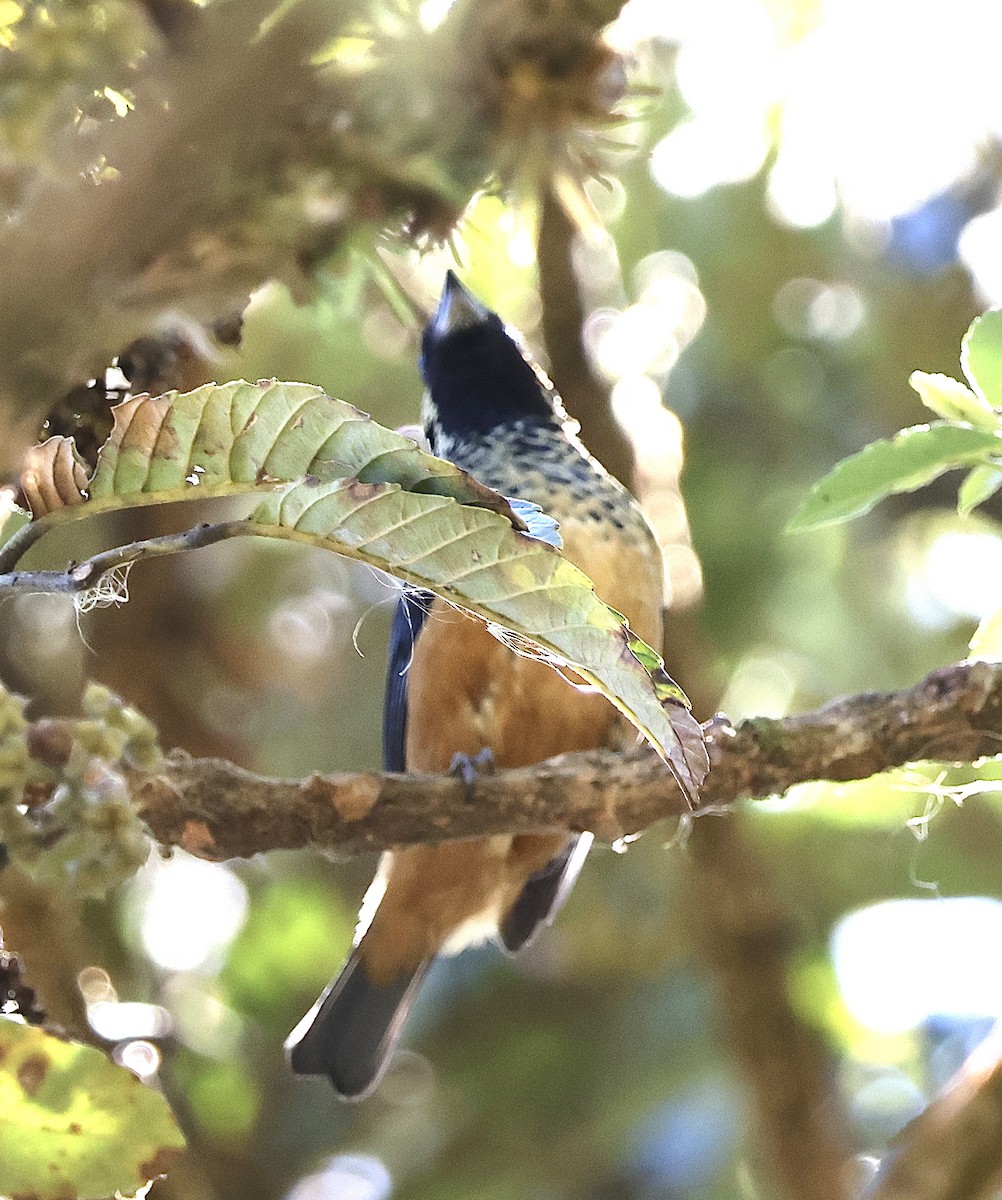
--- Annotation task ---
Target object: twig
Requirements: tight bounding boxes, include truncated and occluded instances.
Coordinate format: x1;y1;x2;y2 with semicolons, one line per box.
0;520;259;593
0;518;49;574
538;185;636;486
117;658;1002;860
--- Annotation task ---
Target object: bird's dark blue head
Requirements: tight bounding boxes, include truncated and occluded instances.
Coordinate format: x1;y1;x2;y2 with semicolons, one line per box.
420;272;561;442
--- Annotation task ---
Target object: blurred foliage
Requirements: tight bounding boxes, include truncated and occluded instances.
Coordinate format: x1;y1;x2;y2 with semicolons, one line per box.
5;0;1002;1198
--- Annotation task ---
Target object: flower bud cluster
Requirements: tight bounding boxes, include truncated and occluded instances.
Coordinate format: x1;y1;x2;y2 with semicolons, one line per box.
0;681;162;898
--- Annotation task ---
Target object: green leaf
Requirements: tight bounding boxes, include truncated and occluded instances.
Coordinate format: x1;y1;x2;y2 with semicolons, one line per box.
788;422;1002;531
909;371;997;430
962;309;1002;405
958;463;1002;515
29;383;708;799
0;1018;185;1200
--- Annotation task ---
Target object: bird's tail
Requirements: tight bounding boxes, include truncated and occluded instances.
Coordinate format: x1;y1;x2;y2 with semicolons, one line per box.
285;944;431;1100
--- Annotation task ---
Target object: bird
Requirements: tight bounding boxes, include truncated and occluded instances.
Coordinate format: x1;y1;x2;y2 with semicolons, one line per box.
286;271;704;1098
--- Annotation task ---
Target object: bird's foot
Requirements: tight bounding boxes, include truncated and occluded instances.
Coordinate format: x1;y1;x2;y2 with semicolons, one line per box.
448;748;495;786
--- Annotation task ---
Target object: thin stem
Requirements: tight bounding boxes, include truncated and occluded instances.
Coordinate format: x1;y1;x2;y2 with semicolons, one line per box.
0;520;258;594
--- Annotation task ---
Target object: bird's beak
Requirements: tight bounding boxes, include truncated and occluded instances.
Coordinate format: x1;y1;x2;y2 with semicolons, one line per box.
430;271;491;338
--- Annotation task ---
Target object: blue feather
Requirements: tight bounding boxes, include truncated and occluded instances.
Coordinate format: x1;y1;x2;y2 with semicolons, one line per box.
382;590;431;773
506;496;563;549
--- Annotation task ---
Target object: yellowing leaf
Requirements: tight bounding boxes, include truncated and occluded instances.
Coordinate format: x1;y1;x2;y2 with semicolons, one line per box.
251;476;706;795
0;1019;185;1200
84;382;522;521
909;371;997;430
24;383;707;801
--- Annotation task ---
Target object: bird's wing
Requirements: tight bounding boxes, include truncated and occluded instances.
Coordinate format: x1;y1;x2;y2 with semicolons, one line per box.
499;833;594;953
382;589;432;772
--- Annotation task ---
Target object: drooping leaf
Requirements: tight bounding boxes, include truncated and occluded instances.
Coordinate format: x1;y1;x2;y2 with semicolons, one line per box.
249;479;705;797
962;308;1002;406
788;422;1002;531
909;371;997;430
83;381;524;526
0;1018;185;1200
21;382;707;799
958;463;1002;515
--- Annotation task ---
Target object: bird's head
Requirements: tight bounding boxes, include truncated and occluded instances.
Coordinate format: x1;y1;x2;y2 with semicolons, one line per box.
420;272;565;444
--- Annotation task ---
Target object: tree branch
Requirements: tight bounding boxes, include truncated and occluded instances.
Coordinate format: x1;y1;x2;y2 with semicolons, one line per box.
700;657;1002;803
538;184;636;486
124;658;1002;861
867;1024;1002;1200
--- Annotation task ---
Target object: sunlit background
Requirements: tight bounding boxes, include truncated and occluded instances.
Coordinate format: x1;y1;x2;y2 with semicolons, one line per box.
7;0;1002;1196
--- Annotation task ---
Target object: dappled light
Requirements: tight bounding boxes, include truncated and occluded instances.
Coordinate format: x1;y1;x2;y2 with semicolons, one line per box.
286;1155;394;1200
131;853;249;973
4;0;1002;1198
833;898;1002;1032
906;524;1002;627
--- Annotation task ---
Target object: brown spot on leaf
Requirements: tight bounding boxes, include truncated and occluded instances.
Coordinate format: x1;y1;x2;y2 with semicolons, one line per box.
342;479;386;501
67;1122;82;1134
17;1052;49;1095
117;393;174;461
113;393;170;453
107;393;147;443
140;1144;185;1183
